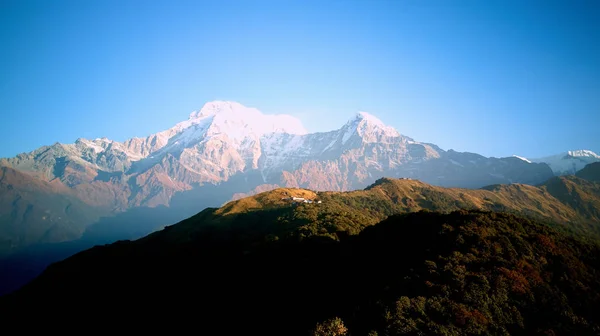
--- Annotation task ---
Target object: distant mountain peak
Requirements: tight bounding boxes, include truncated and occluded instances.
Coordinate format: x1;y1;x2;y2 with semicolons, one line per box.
355;111;384;123
189;100;255;120
531;149;600;175
185;101;307;136
567;149;600;159
343;110;400;141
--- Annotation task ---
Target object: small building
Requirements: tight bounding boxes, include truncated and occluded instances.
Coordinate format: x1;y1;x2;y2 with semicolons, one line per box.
282;196;323;205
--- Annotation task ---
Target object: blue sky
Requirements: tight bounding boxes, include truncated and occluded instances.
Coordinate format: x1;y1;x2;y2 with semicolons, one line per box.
1;0;598;159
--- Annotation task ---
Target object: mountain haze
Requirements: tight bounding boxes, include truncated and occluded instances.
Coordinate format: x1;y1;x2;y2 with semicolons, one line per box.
0;167;102;254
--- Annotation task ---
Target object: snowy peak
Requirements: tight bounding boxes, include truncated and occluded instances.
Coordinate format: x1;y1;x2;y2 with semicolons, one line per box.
355;111;385;125
189;101;255;120
149;101;309;156
531;149;600;175
567;150;600;159
342;110;400;142
533;149;600;162
186;101;306;135
187;101;307;137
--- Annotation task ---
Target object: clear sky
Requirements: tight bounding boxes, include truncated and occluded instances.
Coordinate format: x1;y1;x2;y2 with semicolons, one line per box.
1;0;599;159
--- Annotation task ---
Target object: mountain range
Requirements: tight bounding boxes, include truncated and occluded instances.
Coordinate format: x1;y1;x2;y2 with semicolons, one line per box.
1;101;599;296
2;101;598;255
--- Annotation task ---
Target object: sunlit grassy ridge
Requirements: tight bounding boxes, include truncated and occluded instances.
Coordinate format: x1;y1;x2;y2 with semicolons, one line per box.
147;175;600;247
216;187;319;215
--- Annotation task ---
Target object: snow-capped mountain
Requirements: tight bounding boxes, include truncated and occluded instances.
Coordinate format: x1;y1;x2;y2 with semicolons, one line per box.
0;100;558;252
152;101;306;154
528;150;600;175
258;111;426;185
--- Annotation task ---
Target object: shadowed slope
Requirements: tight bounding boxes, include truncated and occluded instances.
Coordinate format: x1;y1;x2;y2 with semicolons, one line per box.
0;167;102;254
2;211;599;335
576;162;600;183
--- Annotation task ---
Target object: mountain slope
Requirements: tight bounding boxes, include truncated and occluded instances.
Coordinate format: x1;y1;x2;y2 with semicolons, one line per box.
576;162;600;182
3;210;599;335
0;167;101;254
544;175;600;224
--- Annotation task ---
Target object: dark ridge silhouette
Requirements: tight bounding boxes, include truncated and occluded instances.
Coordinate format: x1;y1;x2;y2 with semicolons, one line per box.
577;162;600;183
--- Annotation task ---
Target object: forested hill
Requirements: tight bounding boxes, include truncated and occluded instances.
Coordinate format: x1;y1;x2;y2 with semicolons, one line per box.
2;210;599;335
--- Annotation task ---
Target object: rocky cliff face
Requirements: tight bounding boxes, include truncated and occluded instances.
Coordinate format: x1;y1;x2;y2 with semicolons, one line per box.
0;101;557;252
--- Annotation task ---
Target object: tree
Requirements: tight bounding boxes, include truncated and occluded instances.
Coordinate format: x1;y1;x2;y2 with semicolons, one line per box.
312;317;348;336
